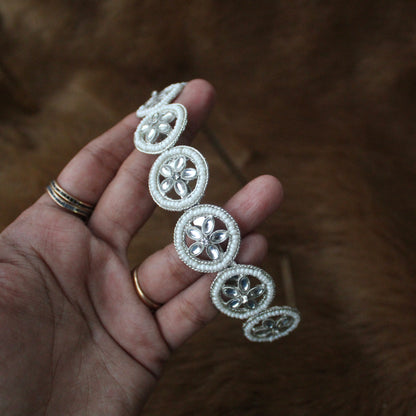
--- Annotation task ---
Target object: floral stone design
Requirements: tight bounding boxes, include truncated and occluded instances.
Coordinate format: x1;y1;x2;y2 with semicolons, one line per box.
134;104;187;154
136;82;186;117
174;204;241;273
210;265;275;319
149;146;208;211
243;306;300;342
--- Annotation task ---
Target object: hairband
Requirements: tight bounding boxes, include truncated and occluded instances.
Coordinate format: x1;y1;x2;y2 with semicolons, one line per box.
134;82;300;342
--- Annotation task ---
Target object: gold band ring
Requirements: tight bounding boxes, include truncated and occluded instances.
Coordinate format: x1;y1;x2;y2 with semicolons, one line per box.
132;268;162;310
46;180;94;220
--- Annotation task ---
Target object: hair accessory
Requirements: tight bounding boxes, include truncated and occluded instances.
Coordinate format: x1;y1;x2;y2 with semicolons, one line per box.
134;82;300;342
46;180;94;221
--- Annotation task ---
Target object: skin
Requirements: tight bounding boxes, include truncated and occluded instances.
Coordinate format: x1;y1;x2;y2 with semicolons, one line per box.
0;80;283;415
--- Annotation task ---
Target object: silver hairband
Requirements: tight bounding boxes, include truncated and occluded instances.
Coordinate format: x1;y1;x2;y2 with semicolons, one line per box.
134;82;300;342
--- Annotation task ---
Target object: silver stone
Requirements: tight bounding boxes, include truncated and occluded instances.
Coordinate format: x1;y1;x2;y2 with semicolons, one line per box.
174;180;188;198
186;226;203;240
206;244;222;260
210;230;228;244
181;167;197;181
189;242;204;256
202;216;215;235
160;178;174;193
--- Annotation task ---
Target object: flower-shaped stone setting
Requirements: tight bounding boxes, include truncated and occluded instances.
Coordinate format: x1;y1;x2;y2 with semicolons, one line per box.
186;216;228;261
222;274;266;310
243;306;300;342
139;109;175;144
159;155;197;198
252;316;294;338
210;265;275;319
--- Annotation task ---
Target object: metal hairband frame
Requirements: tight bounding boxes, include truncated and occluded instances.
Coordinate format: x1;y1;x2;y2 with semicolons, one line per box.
134;82;300;342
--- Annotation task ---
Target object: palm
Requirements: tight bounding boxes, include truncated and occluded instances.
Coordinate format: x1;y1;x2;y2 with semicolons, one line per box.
0;80;283;415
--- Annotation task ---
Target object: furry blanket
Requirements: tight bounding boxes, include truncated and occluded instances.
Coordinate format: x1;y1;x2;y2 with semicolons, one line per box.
1;1;416;414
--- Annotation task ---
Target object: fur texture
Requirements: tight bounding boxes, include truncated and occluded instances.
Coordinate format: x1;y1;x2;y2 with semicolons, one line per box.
1;1;416;414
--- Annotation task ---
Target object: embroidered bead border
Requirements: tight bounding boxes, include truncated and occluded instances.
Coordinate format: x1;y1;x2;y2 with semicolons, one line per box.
134;82;300;342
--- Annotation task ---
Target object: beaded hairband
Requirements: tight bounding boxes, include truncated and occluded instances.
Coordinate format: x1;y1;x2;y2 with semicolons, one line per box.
135;82;300;342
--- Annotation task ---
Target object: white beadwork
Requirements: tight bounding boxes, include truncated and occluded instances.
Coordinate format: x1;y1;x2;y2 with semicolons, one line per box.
242;306;300;342
149;146;208;211
210;265;276;319
136;82;186;118
174;205;241;273
134;104;187;154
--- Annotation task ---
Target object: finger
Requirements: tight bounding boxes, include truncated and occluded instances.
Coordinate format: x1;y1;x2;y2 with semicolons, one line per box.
135;175;283;304
88;79;216;250
156;231;269;349
38;109;138;213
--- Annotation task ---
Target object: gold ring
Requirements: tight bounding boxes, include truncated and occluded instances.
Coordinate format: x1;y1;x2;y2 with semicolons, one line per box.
46;180;94;220
132;268;162;310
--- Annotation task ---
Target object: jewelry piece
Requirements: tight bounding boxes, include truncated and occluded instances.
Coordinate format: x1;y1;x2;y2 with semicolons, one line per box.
210;265;275;319
134;104;187;154
136;82;186;118
132;268;162;310
174;204;240;273
243;306;300;342
149;146;208;211
134;82;300;342
46;180;94;220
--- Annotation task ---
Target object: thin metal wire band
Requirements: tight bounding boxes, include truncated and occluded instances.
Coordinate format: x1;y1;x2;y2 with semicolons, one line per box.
51;180;94;210
46;184;91;220
132;268;162;310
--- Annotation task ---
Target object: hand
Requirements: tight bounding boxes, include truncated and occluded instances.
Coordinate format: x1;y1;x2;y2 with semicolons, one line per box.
0;79;283;415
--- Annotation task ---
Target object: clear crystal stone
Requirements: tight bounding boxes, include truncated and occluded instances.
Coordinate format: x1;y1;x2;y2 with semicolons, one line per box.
151;113;160;123
222;286;239;298
263;319;275;329
160;165;173;178
248;284;265;299
161;111;175;123
277;316;293;331
146;128;157;143
186;226;202;241
227;298;242;309
140;123;150;132
245;299;257;310
160;178;174;193
189;242;204;256
206;244;222;260
174;180;188;197
238;276;250;293
209;230;228;244
158;123;171;134
181;168;197;181
202;216;215;235
173;156;187;172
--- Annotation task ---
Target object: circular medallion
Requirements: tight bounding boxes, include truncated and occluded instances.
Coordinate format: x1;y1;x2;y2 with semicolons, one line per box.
136;82;186;118
242;306;300;342
149;146;208;211
210;265;275;319
134;104;187;154
174;205;241;273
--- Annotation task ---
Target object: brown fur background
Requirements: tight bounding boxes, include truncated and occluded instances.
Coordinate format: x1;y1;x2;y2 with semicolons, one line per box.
1;1;416;414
